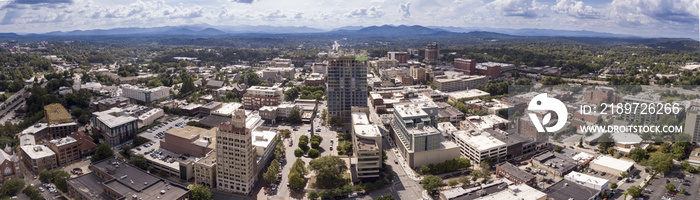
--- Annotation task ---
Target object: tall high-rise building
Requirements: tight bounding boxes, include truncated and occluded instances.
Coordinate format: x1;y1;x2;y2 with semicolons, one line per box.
454;58;477;75
216;109;256;194
327;56;368;122
424;43;439;62
685;106;700;143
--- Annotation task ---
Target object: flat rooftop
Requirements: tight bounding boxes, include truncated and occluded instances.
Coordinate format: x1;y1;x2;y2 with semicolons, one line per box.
544;180;598;200
394;102;434;118
165;126;217;149
252;130;276;149
475;184;546;200
49;136;77;147
446;89;490;99
354;124;381;138
591;156;634;172
440;179;513;200
456;133;506;151
89;158;189;200
351;112;370;125
20;145;55;159
66;173;110;200
44;103;72;124
93;107;138;128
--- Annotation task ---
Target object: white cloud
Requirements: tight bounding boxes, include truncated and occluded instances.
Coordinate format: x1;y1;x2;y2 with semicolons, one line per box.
611;0;698;25
486;0;546;18
551;0;600;19
345;6;385;18
260;9;286;21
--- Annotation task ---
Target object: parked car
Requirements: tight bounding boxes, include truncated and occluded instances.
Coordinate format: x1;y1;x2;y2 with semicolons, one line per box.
348;193;358;198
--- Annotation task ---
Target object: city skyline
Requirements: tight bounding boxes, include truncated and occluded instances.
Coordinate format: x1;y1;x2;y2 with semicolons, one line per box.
0;0;697;39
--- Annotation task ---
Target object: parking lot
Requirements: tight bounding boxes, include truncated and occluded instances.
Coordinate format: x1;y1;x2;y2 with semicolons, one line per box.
139;116;192;143
647;172;700;200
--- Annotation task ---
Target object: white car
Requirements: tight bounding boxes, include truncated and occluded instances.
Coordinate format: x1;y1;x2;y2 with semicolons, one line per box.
348;193;358;198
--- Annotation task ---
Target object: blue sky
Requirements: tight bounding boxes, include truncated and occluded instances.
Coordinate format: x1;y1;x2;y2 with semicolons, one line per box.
0;0;698;39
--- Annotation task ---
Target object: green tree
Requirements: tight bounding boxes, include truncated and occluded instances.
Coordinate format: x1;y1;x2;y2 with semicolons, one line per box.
190;184;213;200
578;137;584;148
554;145;563;153
627;185;642;197
309;156;347;188
294;148;304;157
630;147;648;162
311;140;320;149
649;152;674;174
52;170;71;191
92;143;114;162
288;108;302;124
308;191;319;200
376;194;396;200
280;129;291;138
39;169;51;183
597;133;613;154
263;159;280;184
610;183;618;190
666;183;676;192
620;171;628;178
288;172;306;189
23;185;43;200
448;179;459;187
132;154;148;170
421;175;443;193
1;179;24;196
459;176;471;186
308;149;320;158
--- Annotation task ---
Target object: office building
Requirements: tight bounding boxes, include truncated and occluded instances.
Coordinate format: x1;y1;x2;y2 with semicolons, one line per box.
216;109;256;194
409;65;427;83
20;145;57;174
327;57;368;122
91;107;138;146
242;86;284;110
454;58;476;75
424;43;439;62
453;130;507;164
564;171;609;191
311;63;327;75
161;126;217;158
686;106;700;143
433;72;488;92
352;112;382;179
389;98;460;168
621;93;675;124
387;51;409;64
121;84;170;104
66;158;190;200
48;136;80;167
194;151;217;188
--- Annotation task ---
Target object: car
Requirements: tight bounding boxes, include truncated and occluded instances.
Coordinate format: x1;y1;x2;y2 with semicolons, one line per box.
293;128;298;131
394;160;398;164
348;193;358;198
330;139;333;143
303;154;309;158
33;176;36;179
38;187;44;192
666;179;671;183
136;147;141;151
330;146;333;150
289;141;293;147
316;129;321;132
601;172;606;176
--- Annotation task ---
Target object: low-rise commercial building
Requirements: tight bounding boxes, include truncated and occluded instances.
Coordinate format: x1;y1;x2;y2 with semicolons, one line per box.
194;151;217;188
161;126;217;158
545;179;600;200
446;89;489;102
531;151;577;177
496;162;535;186
589;156;634;176
453;130;507;164
20;145;57;174
66;158;190;200
564;171;609;191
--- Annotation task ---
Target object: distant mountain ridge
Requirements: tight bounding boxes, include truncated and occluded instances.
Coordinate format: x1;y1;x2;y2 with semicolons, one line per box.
0;24;694;40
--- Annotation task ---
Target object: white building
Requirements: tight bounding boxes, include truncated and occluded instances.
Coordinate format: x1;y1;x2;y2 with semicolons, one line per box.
589;156;635;176
252;130;278;175
454;130;507;164
352;112;383;179
564;171;609;191
446;89;490;102
474;184;547;200
121;84;170;104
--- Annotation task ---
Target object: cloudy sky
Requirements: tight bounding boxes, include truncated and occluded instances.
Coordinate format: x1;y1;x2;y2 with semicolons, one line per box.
0;0;698;38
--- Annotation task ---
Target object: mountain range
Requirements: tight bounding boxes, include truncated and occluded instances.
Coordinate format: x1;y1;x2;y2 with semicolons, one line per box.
3;24;659;39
